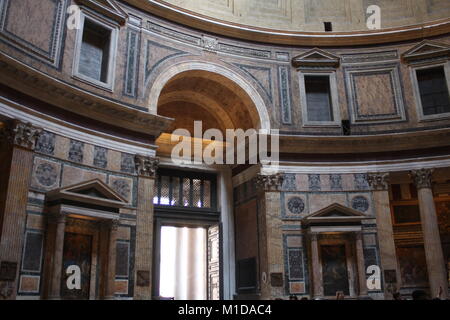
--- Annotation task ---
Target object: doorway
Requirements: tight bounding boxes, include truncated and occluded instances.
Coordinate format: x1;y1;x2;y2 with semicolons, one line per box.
321;244;350;296
154;222;221;300
60;232;93;300
159;226;207;300
152;168;221;300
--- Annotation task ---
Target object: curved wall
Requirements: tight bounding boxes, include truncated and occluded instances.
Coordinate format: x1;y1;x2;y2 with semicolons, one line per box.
0;0;449;155
161;0;450;32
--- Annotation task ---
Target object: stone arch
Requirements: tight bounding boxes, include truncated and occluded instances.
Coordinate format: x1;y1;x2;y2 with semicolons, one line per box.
147;60;271;131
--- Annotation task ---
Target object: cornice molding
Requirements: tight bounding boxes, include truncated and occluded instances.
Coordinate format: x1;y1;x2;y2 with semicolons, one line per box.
76;0;128;25
278;128;450;155
402;40;450;64
122;0;450;47
292;48;340;69
0;52;173;138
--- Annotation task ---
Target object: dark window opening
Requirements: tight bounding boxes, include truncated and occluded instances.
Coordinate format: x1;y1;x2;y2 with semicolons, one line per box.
416;67;450;116
79;19;111;83
324;22;332;32
305;75;334;122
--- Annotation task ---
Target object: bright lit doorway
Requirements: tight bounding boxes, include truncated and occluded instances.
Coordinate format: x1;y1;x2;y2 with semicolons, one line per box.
159;226;207;300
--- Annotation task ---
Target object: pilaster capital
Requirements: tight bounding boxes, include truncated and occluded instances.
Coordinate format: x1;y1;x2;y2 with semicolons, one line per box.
47;213;66;225
99;219;120;231
0;120;42;150
135;155;159;178
310;233;319;241
367;172;390;191
409;169;434;190
255;173;284;192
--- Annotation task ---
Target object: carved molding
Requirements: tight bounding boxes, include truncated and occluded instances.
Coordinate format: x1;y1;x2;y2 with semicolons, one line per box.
402;40;450;64
292;48;340;69
0;55;172;137
0;120;42;150
367;172;390;191
410;169;434;190
46;213;66;225
75;0;128;25
135;155;159;178
255;173;284;192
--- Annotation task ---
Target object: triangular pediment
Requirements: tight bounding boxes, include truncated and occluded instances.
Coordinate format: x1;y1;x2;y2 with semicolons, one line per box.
292;48;340;68
47;179;127;205
75;0;127;24
302;203;366;226
402;40;450;63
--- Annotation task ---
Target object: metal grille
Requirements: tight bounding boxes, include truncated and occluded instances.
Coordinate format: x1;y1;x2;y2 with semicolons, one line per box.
160;176;170;205
183;178;191;207
193;179;202;208
172;177;180;206
153;170;216;210
203;180;211;208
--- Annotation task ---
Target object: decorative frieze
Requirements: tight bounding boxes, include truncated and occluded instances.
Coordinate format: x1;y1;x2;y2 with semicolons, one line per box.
0;120;42;150
35;131;55;155
410;169;434;190
93;146;108;168
367;172;390;191
354;173;370;190
121;153;136;174
330;174;343;191
134;155;159;178
255;173;284;192
308;174;321;191
282;173;296;191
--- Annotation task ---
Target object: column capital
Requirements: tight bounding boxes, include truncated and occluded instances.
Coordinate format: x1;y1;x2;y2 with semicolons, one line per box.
367;172;390;191
0;120;42;150
409;169;434;189
255;173;284;192
135;155;159;178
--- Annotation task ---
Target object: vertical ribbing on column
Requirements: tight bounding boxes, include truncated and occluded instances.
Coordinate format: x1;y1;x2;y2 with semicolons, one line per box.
0;148;33;262
0;147;34;300
134;177;155;300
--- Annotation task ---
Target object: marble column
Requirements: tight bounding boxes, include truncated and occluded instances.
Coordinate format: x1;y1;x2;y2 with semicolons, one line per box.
410;169;448;299
255;173;284;299
310;233;323;298
134;155;158;300
104;220;119;300
355;232;368;297
48;214;66;300
0;120;41;300
367;172;400;297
